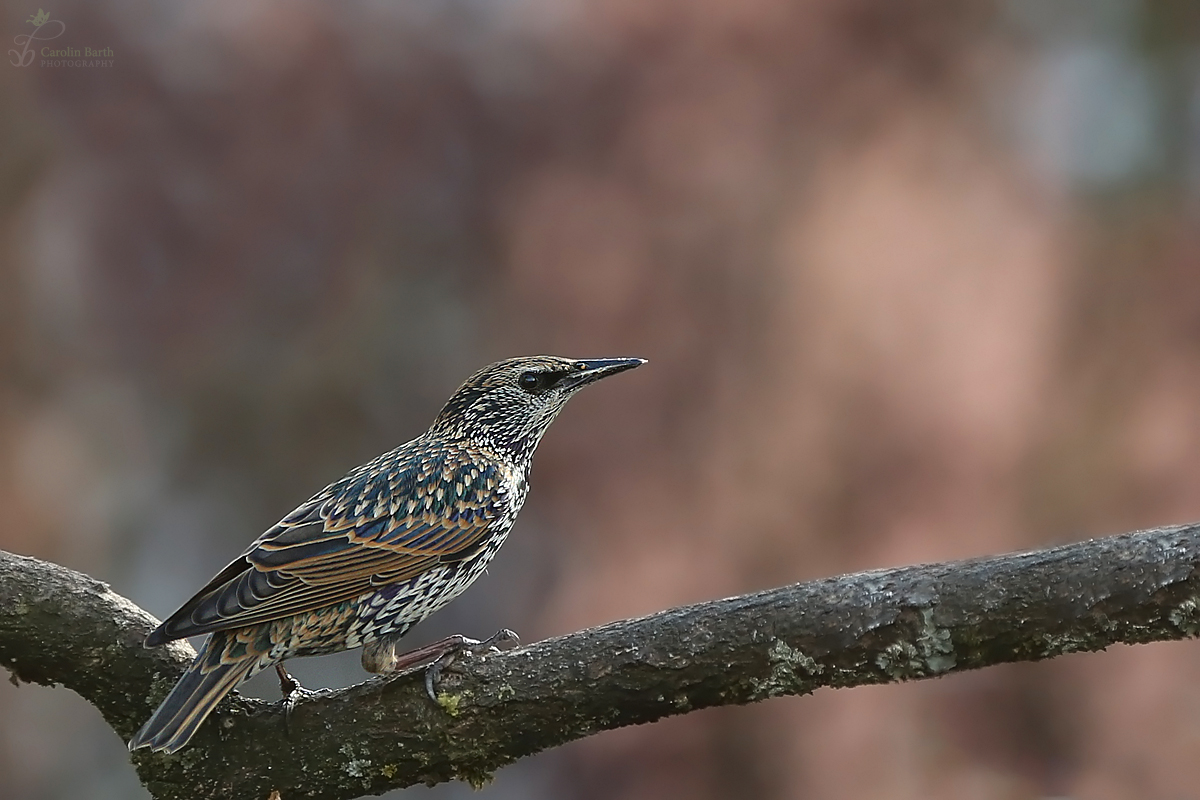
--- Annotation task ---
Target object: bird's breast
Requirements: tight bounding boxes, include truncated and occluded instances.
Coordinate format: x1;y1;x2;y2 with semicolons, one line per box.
495;461;530;522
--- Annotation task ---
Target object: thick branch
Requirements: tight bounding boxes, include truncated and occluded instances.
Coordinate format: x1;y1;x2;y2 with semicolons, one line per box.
3;524;1200;799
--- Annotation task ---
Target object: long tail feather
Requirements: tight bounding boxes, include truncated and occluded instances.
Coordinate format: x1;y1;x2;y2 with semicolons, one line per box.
129;634;257;754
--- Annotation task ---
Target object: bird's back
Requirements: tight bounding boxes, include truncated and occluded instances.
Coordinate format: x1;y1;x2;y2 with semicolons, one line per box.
147;434;528;650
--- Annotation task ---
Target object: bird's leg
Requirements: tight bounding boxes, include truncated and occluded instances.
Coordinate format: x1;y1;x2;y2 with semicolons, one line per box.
275;662;318;734
275;662;301;695
361;629;520;701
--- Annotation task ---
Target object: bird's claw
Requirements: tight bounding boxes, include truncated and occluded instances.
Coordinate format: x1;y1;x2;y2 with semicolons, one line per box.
481;627;521;652
424;628;520;702
275;663;319;737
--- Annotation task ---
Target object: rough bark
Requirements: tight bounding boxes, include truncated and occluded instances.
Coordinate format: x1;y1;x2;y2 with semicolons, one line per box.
2;523;1200;799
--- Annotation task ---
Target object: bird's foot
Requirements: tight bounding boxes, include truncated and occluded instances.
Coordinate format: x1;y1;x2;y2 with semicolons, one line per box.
423;628;520;702
361;629;520;700
275;663;319;735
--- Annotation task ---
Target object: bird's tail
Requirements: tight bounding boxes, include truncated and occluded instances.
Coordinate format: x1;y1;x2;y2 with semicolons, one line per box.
128;632;258;754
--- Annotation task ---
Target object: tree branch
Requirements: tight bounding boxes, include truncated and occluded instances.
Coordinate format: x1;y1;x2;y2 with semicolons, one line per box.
3;524;1200;799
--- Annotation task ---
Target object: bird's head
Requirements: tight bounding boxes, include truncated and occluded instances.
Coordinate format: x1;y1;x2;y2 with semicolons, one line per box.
429;355;646;460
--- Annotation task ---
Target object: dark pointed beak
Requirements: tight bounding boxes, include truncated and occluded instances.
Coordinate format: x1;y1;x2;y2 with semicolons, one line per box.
559;357;647;391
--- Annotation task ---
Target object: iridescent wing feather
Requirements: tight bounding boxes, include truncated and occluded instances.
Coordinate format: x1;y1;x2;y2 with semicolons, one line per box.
146;445;507;645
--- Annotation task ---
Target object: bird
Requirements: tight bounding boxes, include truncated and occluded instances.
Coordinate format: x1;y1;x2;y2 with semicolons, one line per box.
128;355;645;754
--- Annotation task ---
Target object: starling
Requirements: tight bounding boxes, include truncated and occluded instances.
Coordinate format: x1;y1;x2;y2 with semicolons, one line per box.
129;355;644;753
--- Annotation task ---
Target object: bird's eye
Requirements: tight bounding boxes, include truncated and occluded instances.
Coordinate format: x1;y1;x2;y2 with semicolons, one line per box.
574;362;588;371
518;371;542;392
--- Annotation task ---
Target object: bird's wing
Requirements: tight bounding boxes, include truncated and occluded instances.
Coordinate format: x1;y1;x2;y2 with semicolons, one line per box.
147;448;511;644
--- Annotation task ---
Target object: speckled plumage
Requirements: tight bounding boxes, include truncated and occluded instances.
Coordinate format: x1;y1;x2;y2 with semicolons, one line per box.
129;355;644;753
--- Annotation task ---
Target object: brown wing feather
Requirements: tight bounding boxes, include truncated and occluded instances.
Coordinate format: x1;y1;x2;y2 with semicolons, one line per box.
146;444;508;644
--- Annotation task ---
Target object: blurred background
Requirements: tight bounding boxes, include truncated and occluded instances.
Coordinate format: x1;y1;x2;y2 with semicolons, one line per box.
2;0;1200;798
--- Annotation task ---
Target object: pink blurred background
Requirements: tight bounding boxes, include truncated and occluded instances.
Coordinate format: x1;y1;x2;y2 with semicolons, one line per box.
2;1;1200;798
